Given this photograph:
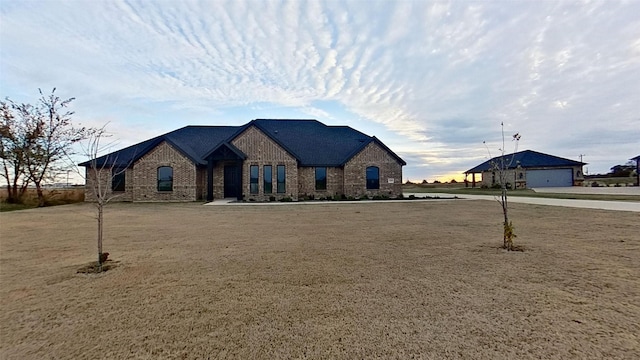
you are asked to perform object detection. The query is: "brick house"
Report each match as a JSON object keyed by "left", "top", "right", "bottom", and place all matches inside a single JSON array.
[
  {"left": 80, "top": 119, "right": 406, "bottom": 202},
  {"left": 464, "top": 150, "right": 585, "bottom": 189}
]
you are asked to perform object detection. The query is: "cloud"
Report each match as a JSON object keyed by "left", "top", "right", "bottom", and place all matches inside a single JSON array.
[{"left": 1, "top": 0, "right": 638, "bottom": 178}]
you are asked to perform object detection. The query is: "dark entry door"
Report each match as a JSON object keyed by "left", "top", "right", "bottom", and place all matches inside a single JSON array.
[{"left": 224, "top": 165, "right": 240, "bottom": 198}]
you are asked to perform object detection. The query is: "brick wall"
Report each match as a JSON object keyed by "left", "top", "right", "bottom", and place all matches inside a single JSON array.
[
  {"left": 132, "top": 141, "right": 198, "bottom": 201},
  {"left": 232, "top": 126, "right": 298, "bottom": 201},
  {"left": 343, "top": 142, "right": 403, "bottom": 198},
  {"left": 84, "top": 167, "right": 133, "bottom": 202},
  {"left": 298, "top": 166, "right": 344, "bottom": 198}
]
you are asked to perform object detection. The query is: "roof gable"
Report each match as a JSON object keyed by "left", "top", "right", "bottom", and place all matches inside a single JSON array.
[
  {"left": 80, "top": 119, "right": 406, "bottom": 168},
  {"left": 465, "top": 150, "right": 585, "bottom": 173},
  {"left": 249, "top": 119, "right": 402, "bottom": 166}
]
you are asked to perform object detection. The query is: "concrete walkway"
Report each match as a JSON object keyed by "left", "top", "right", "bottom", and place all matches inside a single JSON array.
[{"left": 403, "top": 192, "right": 640, "bottom": 212}]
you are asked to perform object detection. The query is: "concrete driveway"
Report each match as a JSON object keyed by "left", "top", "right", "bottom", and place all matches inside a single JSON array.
[
  {"left": 532, "top": 186, "right": 640, "bottom": 195},
  {"left": 403, "top": 192, "right": 640, "bottom": 212}
]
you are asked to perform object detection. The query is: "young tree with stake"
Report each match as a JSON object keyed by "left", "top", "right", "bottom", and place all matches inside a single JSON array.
[
  {"left": 82, "top": 126, "right": 129, "bottom": 271},
  {"left": 484, "top": 122, "right": 521, "bottom": 251}
]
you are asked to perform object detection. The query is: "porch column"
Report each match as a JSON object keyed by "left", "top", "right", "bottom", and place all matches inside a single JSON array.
[
  {"left": 472, "top": 173, "right": 476, "bottom": 188},
  {"left": 207, "top": 160, "right": 214, "bottom": 202},
  {"left": 236, "top": 161, "right": 243, "bottom": 201}
]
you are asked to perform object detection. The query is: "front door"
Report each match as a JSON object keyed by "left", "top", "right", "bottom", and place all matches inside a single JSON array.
[{"left": 224, "top": 165, "right": 240, "bottom": 198}]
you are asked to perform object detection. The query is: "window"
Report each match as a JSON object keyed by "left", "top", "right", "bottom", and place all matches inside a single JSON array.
[
  {"left": 277, "top": 165, "right": 286, "bottom": 193},
  {"left": 157, "top": 166, "right": 173, "bottom": 191},
  {"left": 250, "top": 165, "right": 259, "bottom": 194},
  {"left": 366, "top": 166, "right": 379, "bottom": 190},
  {"left": 315, "top": 167, "right": 327, "bottom": 190},
  {"left": 264, "top": 165, "right": 272, "bottom": 194},
  {"left": 112, "top": 168, "right": 125, "bottom": 192}
]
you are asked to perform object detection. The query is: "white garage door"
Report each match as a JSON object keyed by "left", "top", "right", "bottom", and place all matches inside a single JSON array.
[{"left": 527, "top": 169, "right": 573, "bottom": 188}]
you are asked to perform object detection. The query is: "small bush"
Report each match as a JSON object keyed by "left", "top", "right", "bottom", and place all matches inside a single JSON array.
[
  {"left": 279, "top": 197, "right": 293, "bottom": 202},
  {"left": 269, "top": 196, "right": 276, "bottom": 202}
]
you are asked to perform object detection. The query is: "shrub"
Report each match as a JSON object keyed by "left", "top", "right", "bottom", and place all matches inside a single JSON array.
[
  {"left": 279, "top": 196, "right": 293, "bottom": 202},
  {"left": 269, "top": 196, "right": 276, "bottom": 202}
]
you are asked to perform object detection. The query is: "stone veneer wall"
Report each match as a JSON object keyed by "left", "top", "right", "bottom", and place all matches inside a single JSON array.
[
  {"left": 298, "top": 166, "right": 344, "bottom": 198},
  {"left": 231, "top": 126, "right": 299, "bottom": 201},
  {"left": 132, "top": 141, "right": 198, "bottom": 201},
  {"left": 343, "top": 142, "right": 403, "bottom": 197}
]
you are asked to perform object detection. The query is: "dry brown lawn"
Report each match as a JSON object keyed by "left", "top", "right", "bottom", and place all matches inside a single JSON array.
[{"left": 0, "top": 200, "right": 638, "bottom": 359}]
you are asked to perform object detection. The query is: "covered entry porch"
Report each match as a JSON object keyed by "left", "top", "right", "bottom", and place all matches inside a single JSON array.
[{"left": 205, "top": 143, "right": 247, "bottom": 202}]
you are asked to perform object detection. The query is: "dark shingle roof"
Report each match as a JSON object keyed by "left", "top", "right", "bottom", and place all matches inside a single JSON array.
[
  {"left": 631, "top": 155, "right": 640, "bottom": 161},
  {"left": 79, "top": 126, "right": 239, "bottom": 167},
  {"left": 465, "top": 150, "right": 585, "bottom": 173},
  {"left": 80, "top": 119, "right": 406, "bottom": 167}
]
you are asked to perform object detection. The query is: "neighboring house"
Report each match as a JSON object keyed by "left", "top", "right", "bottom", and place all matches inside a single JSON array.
[
  {"left": 80, "top": 119, "right": 406, "bottom": 202},
  {"left": 464, "top": 150, "right": 585, "bottom": 189},
  {"left": 632, "top": 155, "right": 640, "bottom": 187}
]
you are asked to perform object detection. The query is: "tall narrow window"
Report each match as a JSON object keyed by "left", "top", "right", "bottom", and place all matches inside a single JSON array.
[
  {"left": 366, "top": 166, "right": 379, "bottom": 190},
  {"left": 157, "top": 166, "right": 173, "bottom": 191},
  {"left": 250, "top": 165, "right": 259, "bottom": 194},
  {"left": 112, "top": 168, "right": 125, "bottom": 192},
  {"left": 277, "top": 165, "right": 286, "bottom": 193},
  {"left": 264, "top": 165, "right": 272, "bottom": 194},
  {"left": 315, "top": 167, "right": 327, "bottom": 190}
]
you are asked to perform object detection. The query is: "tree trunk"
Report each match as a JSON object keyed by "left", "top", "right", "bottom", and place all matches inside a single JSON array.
[
  {"left": 35, "top": 182, "right": 45, "bottom": 207},
  {"left": 97, "top": 202, "right": 103, "bottom": 272},
  {"left": 501, "top": 187, "right": 511, "bottom": 250}
]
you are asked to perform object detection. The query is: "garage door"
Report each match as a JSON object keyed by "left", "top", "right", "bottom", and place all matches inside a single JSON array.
[{"left": 527, "top": 169, "right": 573, "bottom": 188}]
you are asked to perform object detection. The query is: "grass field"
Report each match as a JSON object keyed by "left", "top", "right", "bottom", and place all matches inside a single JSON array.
[
  {"left": 1, "top": 201, "right": 638, "bottom": 359},
  {"left": 0, "top": 188, "right": 84, "bottom": 212}
]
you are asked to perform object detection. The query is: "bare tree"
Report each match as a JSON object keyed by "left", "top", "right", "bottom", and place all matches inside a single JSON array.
[
  {"left": 0, "top": 101, "right": 31, "bottom": 203},
  {"left": 25, "top": 89, "right": 88, "bottom": 207},
  {"left": 484, "top": 122, "right": 521, "bottom": 251},
  {"left": 1, "top": 89, "right": 88, "bottom": 206},
  {"left": 82, "top": 126, "right": 129, "bottom": 271}
]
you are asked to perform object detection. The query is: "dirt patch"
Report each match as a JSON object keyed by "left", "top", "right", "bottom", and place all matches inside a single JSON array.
[
  {"left": 76, "top": 260, "right": 118, "bottom": 274},
  {"left": 0, "top": 201, "right": 638, "bottom": 359}
]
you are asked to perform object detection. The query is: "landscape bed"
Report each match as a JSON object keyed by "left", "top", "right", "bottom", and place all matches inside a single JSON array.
[{"left": 0, "top": 201, "right": 638, "bottom": 359}]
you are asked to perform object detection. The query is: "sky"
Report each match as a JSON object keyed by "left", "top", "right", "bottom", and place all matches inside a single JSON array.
[{"left": 1, "top": 0, "right": 639, "bottom": 183}]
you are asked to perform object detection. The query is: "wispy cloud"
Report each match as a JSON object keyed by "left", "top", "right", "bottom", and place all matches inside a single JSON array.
[{"left": 1, "top": 0, "right": 638, "bottom": 180}]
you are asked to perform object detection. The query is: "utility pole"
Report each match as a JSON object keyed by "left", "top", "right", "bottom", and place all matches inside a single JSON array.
[{"left": 579, "top": 154, "right": 585, "bottom": 163}]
